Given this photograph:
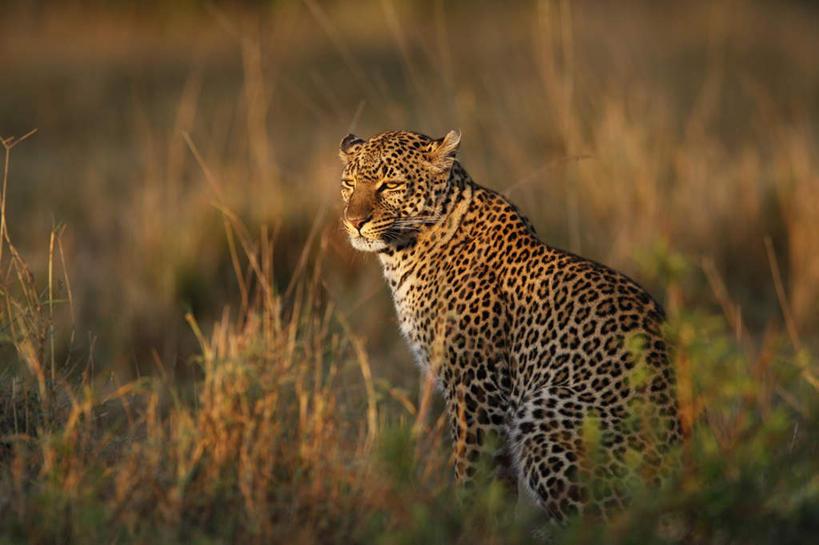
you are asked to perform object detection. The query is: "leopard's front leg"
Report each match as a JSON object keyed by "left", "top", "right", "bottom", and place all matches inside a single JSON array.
[{"left": 444, "top": 379, "right": 516, "bottom": 493}]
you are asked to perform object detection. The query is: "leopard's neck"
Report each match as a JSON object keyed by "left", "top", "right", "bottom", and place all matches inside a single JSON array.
[
  {"left": 377, "top": 165, "right": 475, "bottom": 280},
  {"left": 375, "top": 167, "right": 476, "bottom": 371}
]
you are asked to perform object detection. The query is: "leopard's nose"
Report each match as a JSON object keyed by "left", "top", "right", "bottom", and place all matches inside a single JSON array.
[{"left": 347, "top": 215, "right": 371, "bottom": 231}]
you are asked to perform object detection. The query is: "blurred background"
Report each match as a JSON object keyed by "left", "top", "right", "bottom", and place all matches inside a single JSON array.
[
  {"left": 2, "top": 2, "right": 819, "bottom": 543},
  {"left": 1, "top": 0, "right": 818, "bottom": 382}
]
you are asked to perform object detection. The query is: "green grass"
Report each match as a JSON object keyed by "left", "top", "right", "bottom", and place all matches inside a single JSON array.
[{"left": 1, "top": 0, "right": 818, "bottom": 542}]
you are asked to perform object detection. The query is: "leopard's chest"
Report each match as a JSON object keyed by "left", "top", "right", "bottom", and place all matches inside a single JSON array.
[{"left": 383, "top": 258, "right": 442, "bottom": 372}]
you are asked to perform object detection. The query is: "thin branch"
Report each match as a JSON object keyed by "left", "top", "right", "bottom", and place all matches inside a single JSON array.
[{"left": 763, "top": 236, "right": 800, "bottom": 349}]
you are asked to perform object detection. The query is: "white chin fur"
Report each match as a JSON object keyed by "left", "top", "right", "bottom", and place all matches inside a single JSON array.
[{"left": 349, "top": 235, "right": 388, "bottom": 252}]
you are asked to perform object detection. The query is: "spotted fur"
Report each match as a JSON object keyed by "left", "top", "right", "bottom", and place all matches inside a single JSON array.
[{"left": 339, "top": 130, "right": 682, "bottom": 521}]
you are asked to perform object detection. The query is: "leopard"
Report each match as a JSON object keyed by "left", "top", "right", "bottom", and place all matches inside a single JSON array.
[{"left": 338, "top": 129, "right": 682, "bottom": 522}]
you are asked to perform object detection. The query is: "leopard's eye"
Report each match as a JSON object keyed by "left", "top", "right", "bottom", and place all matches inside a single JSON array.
[
  {"left": 381, "top": 181, "right": 403, "bottom": 191},
  {"left": 341, "top": 178, "right": 355, "bottom": 189}
]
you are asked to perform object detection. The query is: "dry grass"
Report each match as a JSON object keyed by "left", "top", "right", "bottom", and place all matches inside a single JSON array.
[{"left": 1, "top": 0, "right": 818, "bottom": 543}]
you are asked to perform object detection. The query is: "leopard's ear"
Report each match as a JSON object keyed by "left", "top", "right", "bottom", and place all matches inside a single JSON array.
[
  {"left": 339, "top": 133, "right": 365, "bottom": 161},
  {"left": 429, "top": 129, "right": 461, "bottom": 172}
]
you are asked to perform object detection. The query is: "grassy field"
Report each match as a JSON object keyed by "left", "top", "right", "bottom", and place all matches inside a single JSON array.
[{"left": 1, "top": 1, "right": 818, "bottom": 543}]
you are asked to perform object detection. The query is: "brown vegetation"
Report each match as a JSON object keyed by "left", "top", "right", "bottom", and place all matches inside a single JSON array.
[{"left": 0, "top": 1, "right": 817, "bottom": 543}]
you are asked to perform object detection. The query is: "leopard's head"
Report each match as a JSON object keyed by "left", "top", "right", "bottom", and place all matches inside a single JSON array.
[{"left": 338, "top": 129, "right": 461, "bottom": 252}]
